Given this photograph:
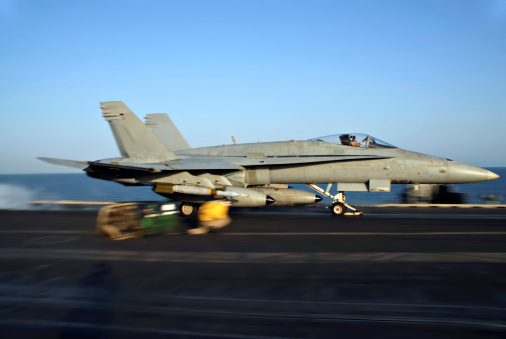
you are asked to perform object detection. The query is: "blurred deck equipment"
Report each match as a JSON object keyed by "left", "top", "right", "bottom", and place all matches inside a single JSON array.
[
  {"left": 402, "top": 184, "right": 467, "bottom": 204},
  {"left": 97, "top": 202, "right": 182, "bottom": 240},
  {"left": 480, "top": 194, "right": 504, "bottom": 204}
]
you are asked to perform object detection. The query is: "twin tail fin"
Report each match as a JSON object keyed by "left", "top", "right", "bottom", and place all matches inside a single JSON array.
[{"left": 100, "top": 101, "right": 178, "bottom": 162}]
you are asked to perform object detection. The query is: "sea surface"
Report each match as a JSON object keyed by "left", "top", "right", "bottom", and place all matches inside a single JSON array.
[{"left": 0, "top": 168, "right": 504, "bottom": 209}]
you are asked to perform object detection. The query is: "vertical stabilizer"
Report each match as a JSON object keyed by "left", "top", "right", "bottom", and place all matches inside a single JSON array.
[
  {"left": 100, "top": 101, "right": 178, "bottom": 162},
  {"left": 145, "top": 113, "right": 191, "bottom": 151}
]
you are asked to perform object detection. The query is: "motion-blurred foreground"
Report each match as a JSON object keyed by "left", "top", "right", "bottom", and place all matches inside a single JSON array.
[{"left": 0, "top": 207, "right": 506, "bottom": 337}]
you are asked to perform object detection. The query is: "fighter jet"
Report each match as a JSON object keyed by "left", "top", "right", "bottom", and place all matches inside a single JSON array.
[{"left": 39, "top": 101, "right": 500, "bottom": 216}]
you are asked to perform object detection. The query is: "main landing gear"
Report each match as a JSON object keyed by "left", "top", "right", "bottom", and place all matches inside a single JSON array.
[
  {"left": 305, "top": 184, "right": 363, "bottom": 216},
  {"left": 179, "top": 202, "right": 199, "bottom": 217}
]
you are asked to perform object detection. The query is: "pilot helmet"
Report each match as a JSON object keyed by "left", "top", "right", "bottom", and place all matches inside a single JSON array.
[
  {"left": 339, "top": 134, "right": 350, "bottom": 145},
  {"left": 349, "top": 134, "right": 356, "bottom": 142}
]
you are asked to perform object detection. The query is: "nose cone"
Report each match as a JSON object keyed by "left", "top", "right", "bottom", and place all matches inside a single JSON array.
[
  {"left": 315, "top": 195, "right": 323, "bottom": 203},
  {"left": 487, "top": 171, "right": 500, "bottom": 181},
  {"left": 447, "top": 162, "right": 500, "bottom": 183}
]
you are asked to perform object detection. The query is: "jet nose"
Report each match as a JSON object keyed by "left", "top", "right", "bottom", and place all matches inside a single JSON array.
[
  {"left": 447, "top": 162, "right": 499, "bottom": 183},
  {"left": 487, "top": 170, "right": 500, "bottom": 181}
]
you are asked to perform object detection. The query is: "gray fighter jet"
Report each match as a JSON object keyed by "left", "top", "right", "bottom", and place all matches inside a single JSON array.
[{"left": 39, "top": 101, "right": 500, "bottom": 216}]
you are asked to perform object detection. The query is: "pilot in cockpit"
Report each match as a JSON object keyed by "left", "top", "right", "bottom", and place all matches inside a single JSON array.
[{"left": 339, "top": 134, "right": 365, "bottom": 147}]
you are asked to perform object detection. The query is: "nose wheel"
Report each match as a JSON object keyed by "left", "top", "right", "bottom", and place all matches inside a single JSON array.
[
  {"left": 305, "top": 184, "right": 363, "bottom": 216},
  {"left": 330, "top": 202, "right": 346, "bottom": 216}
]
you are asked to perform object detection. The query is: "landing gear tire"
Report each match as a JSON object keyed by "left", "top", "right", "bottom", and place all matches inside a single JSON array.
[
  {"left": 179, "top": 202, "right": 199, "bottom": 217},
  {"left": 330, "top": 202, "right": 346, "bottom": 216}
]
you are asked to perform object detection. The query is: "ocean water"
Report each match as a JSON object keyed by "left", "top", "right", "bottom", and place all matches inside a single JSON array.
[{"left": 0, "top": 168, "right": 504, "bottom": 209}]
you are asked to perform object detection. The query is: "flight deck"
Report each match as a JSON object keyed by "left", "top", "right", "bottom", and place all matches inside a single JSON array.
[{"left": 0, "top": 207, "right": 505, "bottom": 338}]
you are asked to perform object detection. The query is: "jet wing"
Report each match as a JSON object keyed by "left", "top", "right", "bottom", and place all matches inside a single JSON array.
[
  {"left": 40, "top": 155, "right": 389, "bottom": 173},
  {"left": 159, "top": 155, "right": 389, "bottom": 169},
  {"left": 88, "top": 162, "right": 168, "bottom": 172},
  {"left": 89, "top": 158, "right": 245, "bottom": 171},
  {"left": 38, "top": 157, "right": 244, "bottom": 173},
  {"left": 162, "top": 158, "right": 245, "bottom": 170}
]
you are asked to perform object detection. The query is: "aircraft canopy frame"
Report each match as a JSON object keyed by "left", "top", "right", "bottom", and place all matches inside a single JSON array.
[{"left": 311, "top": 133, "right": 397, "bottom": 149}]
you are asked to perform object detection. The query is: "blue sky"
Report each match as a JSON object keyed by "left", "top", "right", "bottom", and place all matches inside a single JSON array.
[{"left": 1, "top": 0, "right": 505, "bottom": 173}]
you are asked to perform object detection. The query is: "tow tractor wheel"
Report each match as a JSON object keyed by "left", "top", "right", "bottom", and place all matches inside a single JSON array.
[
  {"left": 179, "top": 202, "right": 199, "bottom": 217},
  {"left": 330, "top": 202, "right": 346, "bottom": 216}
]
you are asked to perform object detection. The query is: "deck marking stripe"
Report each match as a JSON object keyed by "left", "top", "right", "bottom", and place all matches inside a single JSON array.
[
  {"left": 220, "top": 232, "right": 506, "bottom": 236},
  {"left": 2, "top": 249, "right": 506, "bottom": 263},
  {"left": 1, "top": 231, "right": 506, "bottom": 236},
  {"left": 0, "top": 230, "right": 92, "bottom": 234}
]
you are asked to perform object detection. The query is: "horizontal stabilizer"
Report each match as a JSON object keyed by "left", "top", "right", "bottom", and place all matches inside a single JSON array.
[{"left": 38, "top": 157, "right": 89, "bottom": 170}]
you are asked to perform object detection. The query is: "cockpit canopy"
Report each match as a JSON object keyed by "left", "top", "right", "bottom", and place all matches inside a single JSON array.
[{"left": 311, "top": 133, "right": 397, "bottom": 149}]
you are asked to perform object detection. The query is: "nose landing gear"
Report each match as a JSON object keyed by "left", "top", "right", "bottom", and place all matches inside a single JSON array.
[
  {"left": 330, "top": 201, "right": 346, "bottom": 216},
  {"left": 305, "top": 184, "right": 363, "bottom": 216}
]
